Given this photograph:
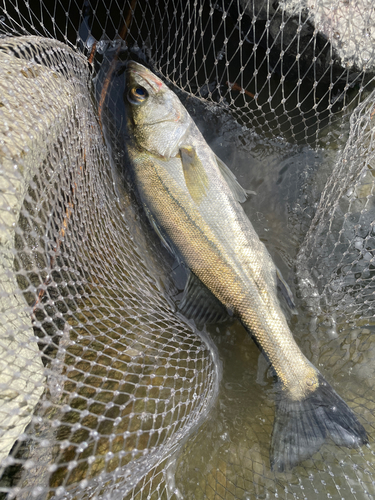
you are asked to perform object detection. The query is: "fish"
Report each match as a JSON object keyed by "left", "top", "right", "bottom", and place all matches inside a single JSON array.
[{"left": 123, "top": 61, "right": 368, "bottom": 471}]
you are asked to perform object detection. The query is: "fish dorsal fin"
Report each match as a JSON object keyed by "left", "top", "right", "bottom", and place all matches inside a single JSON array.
[
  {"left": 180, "top": 146, "right": 209, "bottom": 204},
  {"left": 178, "top": 271, "right": 228, "bottom": 325},
  {"left": 276, "top": 267, "right": 298, "bottom": 314},
  {"left": 215, "top": 154, "right": 255, "bottom": 203}
]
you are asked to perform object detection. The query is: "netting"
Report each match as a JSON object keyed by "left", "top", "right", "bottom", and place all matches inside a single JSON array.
[{"left": 1, "top": 0, "right": 375, "bottom": 499}]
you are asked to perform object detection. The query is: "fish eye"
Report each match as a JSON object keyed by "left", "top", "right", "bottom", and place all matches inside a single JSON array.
[{"left": 128, "top": 86, "right": 148, "bottom": 104}]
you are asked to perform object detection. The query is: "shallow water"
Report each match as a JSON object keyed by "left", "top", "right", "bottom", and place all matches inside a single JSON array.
[
  {"left": 2, "top": 1, "right": 375, "bottom": 498},
  {"left": 6, "top": 46, "right": 374, "bottom": 498}
]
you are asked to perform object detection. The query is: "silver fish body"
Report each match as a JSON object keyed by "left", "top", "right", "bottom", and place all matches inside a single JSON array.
[{"left": 124, "top": 61, "right": 367, "bottom": 471}]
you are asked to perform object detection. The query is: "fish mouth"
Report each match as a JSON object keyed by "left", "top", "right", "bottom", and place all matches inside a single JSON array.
[{"left": 127, "top": 61, "right": 163, "bottom": 92}]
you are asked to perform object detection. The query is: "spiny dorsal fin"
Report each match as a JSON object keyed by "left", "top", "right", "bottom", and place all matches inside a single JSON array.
[
  {"left": 215, "top": 154, "right": 255, "bottom": 203},
  {"left": 180, "top": 146, "right": 209, "bottom": 204},
  {"left": 178, "top": 271, "right": 228, "bottom": 325}
]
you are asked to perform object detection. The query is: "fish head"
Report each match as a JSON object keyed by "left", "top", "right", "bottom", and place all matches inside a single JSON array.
[{"left": 125, "top": 61, "right": 191, "bottom": 158}]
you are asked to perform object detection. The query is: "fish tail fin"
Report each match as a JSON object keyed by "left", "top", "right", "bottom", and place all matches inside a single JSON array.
[{"left": 270, "top": 373, "right": 368, "bottom": 472}]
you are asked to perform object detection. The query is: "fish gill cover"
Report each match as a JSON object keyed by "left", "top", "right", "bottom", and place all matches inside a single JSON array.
[{"left": 0, "top": 1, "right": 375, "bottom": 499}]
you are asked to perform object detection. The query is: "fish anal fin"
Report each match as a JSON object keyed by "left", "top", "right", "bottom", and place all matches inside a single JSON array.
[
  {"left": 178, "top": 271, "right": 228, "bottom": 325},
  {"left": 270, "top": 373, "right": 368, "bottom": 472},
  {"left": 180, "top": 146, "right": 209, "bottom": 204},
  {"left": 215, "top": 154, "right": 255, "bottom": 203},
  {"left": 256, "top": 353, "right": 272, "bottom": 386},
  {"left": 276, "top": 267, "right": 297, "bottom": 314}
]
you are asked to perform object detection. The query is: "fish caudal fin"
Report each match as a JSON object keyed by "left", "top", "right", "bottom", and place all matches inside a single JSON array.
[{"left": 270, "top": 374, "right": 368, "bottom": 472}]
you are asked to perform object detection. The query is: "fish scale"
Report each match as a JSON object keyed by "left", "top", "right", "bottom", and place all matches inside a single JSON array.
[{"left": 130, "top": 85, "right": 316, "bottom": 397}]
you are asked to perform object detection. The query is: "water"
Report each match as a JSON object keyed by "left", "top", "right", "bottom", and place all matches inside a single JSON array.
[
  {"left": 3, "top": 35, "right": 375, "bottom": 500},
  {"left": 13, "top": 60, "right": 374, "bottom": 500}
]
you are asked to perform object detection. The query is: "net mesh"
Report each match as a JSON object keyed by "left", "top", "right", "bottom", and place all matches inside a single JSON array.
[{"left": 1, "top": 1, "right": 375, "bottom": 499}]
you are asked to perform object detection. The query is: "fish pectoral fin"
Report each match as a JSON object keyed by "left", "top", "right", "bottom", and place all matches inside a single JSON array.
[
  {"left": 276, "top": 267, "right": 298, "bottom": 314},
  {"left": 178, "top": 271, "right": 228, "bottom": 325},
  {"left": 180, "top": 146, "right": 209, "bottom": 204},
  {"left": 215, "top": 154, "right": 256, "bottom": 203},
  {"left": 144, "top": 205, "right": 178, "bottom": 258}
]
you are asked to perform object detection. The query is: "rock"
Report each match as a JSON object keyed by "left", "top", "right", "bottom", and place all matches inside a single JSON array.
[{"left": 234, "top": 0, "right": 375, "bottom": 83}]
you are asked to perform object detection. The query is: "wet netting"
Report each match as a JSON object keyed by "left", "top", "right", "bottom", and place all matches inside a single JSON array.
[{"left": 1, "top": 1, "right": 375, "bottom": 499}]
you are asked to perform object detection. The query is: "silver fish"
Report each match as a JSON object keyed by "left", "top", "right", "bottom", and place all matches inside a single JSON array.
[{"left": 123, "top": 61, "right": 367, "bottom": 471}]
